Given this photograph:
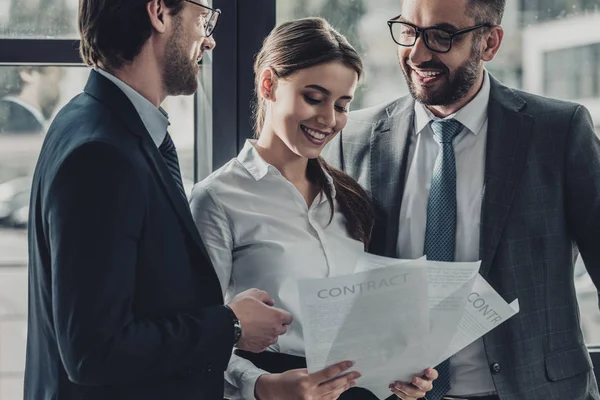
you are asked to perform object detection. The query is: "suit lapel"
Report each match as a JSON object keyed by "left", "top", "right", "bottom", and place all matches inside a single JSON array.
[
  {"left": 479, "top": 78, "right": 534, "bottom": 277},
  {"left": 83, "top": 70, "right": 214, "bottom": 266},
  {"left": 369, "top": 98, "right": 414, "bottom": 257}
]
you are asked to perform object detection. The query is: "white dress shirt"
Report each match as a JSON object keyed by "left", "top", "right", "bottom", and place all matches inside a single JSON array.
[
  {"left": 190, "top": 140, "right": 366, "bottom": 400},
  {"left": 95, "top": 68, "right": 168, "bottom": 147},
  {"left": 397, "top": 72, "right": 496, "bottom": 396}
]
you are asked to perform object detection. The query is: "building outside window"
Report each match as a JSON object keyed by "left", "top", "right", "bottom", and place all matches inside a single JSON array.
[{"left": 543, "top": 44, "right": 600, "bottom": 100}]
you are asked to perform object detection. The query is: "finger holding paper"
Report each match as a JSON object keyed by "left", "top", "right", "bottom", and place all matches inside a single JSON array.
[
  {"left": 389, "top": 368, "right": 438, "bottom": 399},
  {"left": 254, "top": 361, "right": 361, "bottom": 400}
]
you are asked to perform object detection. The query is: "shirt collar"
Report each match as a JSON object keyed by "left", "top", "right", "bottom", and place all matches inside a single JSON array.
[
  {"left": 95, "top": 68, "right": 169, "bottom": 147},
  {"left": 237, "top": 140, "right": 337, "bottom": 199},
  {"left": 237, "top": 140, "right": 272, "bottom": 181},
  {"left": 414, "top": 70, "right": 491, "bottom": 136}
]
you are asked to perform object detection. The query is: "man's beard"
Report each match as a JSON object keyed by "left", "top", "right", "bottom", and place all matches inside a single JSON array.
[
  {"left": 401, "top": 45, "right": 481, "bottom": 106},
  {"left": 163, "top": 20, "right": 199, "bottom": 96}
]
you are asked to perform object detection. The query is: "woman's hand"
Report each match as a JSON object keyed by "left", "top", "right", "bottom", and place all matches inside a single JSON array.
[
  {"left": 389, "top": 368, "right": 438, "bottom": 400},
  {"left": 254, "top": 361, "right": 361, "bottom": 400}
]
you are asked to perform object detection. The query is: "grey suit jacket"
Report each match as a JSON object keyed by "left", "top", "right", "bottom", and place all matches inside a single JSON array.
[{"left": 324, "top": 77, "right": 600, "bottom": 400}]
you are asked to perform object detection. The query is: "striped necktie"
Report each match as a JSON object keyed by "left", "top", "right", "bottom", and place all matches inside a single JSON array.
[
  {"left": 424, "top": 118, "right": 463, "bottom": 400},
  {"left": 159, "top": 132, "right": 187, "bottom": 200}
]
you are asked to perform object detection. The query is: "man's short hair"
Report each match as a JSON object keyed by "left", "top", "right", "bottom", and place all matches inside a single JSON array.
[
  {"left": 466, "top": 0, "right": 506, "bottom": 25},
  {"left": 78, "top": 0, "right": 185, "bottom": 70}
]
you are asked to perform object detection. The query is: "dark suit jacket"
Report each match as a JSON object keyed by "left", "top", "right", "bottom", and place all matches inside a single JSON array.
[
  {"left": 0, "top": 98, "right": 44, "bottom": 134},
  {"left": 25, "top": 70, "right": 234, "bottom": 400},
  {"left": 324, "top": 76, "right": 600, "bottom": 400}
]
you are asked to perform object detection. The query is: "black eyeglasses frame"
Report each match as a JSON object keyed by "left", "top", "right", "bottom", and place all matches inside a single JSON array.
[
  {"left": 387, "top": 14, "right": 493, "bottom": 54},
  {"left": 183, "top": 0, "right": 222, "bottom": 37}
]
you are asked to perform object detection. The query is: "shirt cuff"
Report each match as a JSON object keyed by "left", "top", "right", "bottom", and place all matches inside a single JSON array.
[{"left": 240, "top": 368, "right": 270, "bottom": 400}]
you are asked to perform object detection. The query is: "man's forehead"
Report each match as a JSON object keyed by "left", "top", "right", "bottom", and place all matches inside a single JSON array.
[{"left": 401, "top": 0, "right": 473, "bottom": 26}]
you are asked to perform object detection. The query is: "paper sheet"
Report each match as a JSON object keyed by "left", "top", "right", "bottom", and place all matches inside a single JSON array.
[{"left": 298, "top": 253, "right": 519, "bottom": 399}]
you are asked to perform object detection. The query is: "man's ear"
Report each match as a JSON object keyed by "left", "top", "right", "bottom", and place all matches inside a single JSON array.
[
  {"left": 147, "top": 0, "right": 167, "bottom": 34},
  {"left": 258, "top": 67, "right": 278, "bottom": 101},
  {"left": 481, "top": 25, "right": 504, "bottom": 62},
  {"left": 19, "top": 68, "right": 40, "bottom": 84}
]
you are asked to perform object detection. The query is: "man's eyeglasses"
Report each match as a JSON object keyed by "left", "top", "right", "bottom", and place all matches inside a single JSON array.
[
  {"left": 387, "top": 15, "right": 492, "bottom": 54},
  {"left": 183, "top": 0, "right": 221, "bottom": 37}
]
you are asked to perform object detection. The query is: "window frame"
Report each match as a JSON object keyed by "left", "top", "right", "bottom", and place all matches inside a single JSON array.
[
  {"left": 211, "top": 0, "right": 276, "bottom": 169},
  {"left": 0, "top": 39, "right": 81, "bottom": 65}
]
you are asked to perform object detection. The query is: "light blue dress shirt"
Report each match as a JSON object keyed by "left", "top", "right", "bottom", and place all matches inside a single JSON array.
[{"left": 95, "top": 68, "right": 169, "bottom": 148}]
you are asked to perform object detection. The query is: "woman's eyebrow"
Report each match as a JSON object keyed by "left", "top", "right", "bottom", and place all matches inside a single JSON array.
[{"left": 305, "top": 84, "right": 353, "bottom": 100}]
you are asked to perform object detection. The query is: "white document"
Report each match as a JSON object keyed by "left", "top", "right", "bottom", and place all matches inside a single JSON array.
[
  {"left": 437, "top": 275, "right": 520, "bottom": 364},
  {"left": 298, "top": 262, "right": 429, "bottom": 399},
  {"left": 298, "top": 253, "right": 519, "bottom": 399}
]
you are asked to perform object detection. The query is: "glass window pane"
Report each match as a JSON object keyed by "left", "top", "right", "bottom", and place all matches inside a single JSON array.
[
  {"left": 544, "top": 45, "right": 598, "bottom": 100},
  {"left": 0, "top": 64, "right": 196, "bottom": 396},
  {"left": 0, "top": 0, "right": 79, "bottom": 39},
  {"left": 277, "top": 0, "right": 600, "bottom": 344}
]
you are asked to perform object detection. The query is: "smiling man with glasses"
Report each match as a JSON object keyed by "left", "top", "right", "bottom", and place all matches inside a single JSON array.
[
  {"left": 325, "top": 1, "right": 600, "bottom": 400},
  {"left": 388, "top": 8, "right": 499, "bottom": 108}
]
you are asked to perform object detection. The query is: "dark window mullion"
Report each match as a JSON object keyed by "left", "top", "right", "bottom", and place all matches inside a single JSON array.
[
  {"left": 210, "top": 0, "right": 276, "bottom": 171},
  {"left": 0, "top": 39, "right": 82, "bottom": 65}
]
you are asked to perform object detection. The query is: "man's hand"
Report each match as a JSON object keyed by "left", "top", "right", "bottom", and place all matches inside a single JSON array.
[
  {"left": 389, "top": 368, "right": 438, "bottom": 400},
  {"left": 255, "top": 361, "right": 360, "bottom": 400},
  {"left": 227, "top": 288, "right": 293, "bottom": 353}
]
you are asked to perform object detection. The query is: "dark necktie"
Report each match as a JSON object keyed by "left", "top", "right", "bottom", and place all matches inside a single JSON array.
[
  {"left": 159, "top": 132, "right": 186, "bottom": 200},
  {"left": 423, "top": 118, "right": 463, "bottom": 400}
]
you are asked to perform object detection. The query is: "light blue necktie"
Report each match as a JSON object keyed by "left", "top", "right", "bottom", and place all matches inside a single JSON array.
[{"left": 424, "top": 119, "right": 463, "bottom": 400}]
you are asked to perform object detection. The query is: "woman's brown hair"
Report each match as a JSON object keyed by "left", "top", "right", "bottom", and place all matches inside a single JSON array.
[{"left": 253, "top": 17, "right": 374, "bottom": 248}]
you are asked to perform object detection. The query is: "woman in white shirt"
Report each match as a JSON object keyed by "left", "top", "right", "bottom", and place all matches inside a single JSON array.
[{"left": 190, "top": 17, "right": 437, "bottom": 400}]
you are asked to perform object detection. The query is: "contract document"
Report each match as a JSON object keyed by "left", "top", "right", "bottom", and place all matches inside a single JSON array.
[{"left": 297, "top": 253, "right": 519, "bottom": 399}]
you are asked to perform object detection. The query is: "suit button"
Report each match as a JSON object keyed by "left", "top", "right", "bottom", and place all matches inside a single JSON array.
[{"left": 490, "top": 362, "right": 501, "bottom": 374}]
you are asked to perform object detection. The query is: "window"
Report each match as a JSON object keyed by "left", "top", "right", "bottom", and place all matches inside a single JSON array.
[
  {"left": 0, "top": 0, "right": 79, "bottom": 39},
  {"left": 277, "top": 1, "right": 600, "bottom": 345},
  {"left": 520, "top": 0, "right": 600, "bottom": 24},
  {"left": 0, "top": 65, "right": 76, "bottom": 398},
  {"left": 0, "top": 65, "right": 86, "bottom": 399},
  {"left": 544, "top": 44, "right": 600, "bottom": 100}
]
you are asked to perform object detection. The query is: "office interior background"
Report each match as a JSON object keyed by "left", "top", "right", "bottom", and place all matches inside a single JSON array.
[{"left": 1, "top": 0, "right": 600, "bottom": 398}]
